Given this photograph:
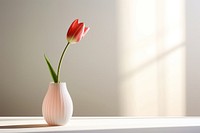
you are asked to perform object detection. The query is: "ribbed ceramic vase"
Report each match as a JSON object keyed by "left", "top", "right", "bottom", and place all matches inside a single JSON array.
[{"left": 42, "top": 82, "right": 73, "bottom": 126}]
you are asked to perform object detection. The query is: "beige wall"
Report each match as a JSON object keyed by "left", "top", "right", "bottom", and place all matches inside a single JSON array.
[
  {"left": 0, "top": 0, "right": 199, "bottom": 116},
  {"left": 186, "top": 0, "right": 200, "bottom": 116},
  {"left": 0, "top": 0, "right": 119, "bottom": 116}
]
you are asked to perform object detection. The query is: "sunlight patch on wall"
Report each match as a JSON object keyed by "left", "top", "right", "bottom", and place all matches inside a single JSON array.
[{"left": 117, "top": 0, "right": 185, "bottom": 116}]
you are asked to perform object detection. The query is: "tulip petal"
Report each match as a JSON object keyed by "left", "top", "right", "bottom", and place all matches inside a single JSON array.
[
  {"left": 82, "top": 27, "right": 90, "bottom": 37},
  {"left": 67, "top": 19, "right": 79, "bottom": 39},
  {"left": 73, "top": 23, "right": 85, "bottom": 42}
]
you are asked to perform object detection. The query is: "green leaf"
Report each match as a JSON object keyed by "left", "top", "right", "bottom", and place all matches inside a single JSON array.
[{"left": 44, "top": 54, "right": 58, "bottom": 83}]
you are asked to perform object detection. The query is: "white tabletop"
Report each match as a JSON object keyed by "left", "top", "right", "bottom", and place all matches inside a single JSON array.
[{"left": 1, "top": 117, "right": 200, "bottom": 133}]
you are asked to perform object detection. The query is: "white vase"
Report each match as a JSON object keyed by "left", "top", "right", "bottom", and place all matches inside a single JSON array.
[{"left": 42, "top": 82, "right": 73, "bottom": 126}]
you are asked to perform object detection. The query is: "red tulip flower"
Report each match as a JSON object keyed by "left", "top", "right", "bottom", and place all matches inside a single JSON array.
[
  {"left": 45, "top": 19, "right": 90, "bottom": 83},
  {"left": 67, "top": 19, "right": 90, "bottom": 43}
]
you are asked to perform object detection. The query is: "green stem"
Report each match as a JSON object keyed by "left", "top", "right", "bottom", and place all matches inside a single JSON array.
[{"left": 57, "top": 42, "right": 70, "bottom": 83}]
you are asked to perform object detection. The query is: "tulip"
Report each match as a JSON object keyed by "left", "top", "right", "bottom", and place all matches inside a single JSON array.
[
  {"left": 67, "top": 19, "right": 90, "bottom": 43},
  {"left": 45, "top": 19, "right": 90, "bottom": 83}
]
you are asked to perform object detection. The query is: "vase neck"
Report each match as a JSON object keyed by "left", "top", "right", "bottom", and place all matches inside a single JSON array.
[{"left": 49, "top": 82, "right": 67, "bottom": 89}]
